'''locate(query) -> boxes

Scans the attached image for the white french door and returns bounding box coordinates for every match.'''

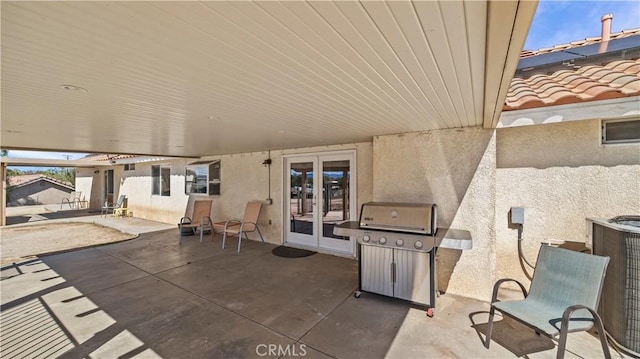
[284,151,356,256]
[103,169,114,205]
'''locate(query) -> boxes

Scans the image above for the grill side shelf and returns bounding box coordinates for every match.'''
[435,228,473,250]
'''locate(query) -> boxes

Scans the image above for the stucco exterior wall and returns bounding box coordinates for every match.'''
[7,181,74,206]
[76,162,191,223]
[69,118,637,302]
[75,168,96,207]
[495,119,640,285]
[75,143,373,246]
[118,160,191,224]
[199,142,373,245]
[372,127,497,301]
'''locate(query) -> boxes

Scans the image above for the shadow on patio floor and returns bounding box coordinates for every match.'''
[0,229,620,359]
[6,208,99,225]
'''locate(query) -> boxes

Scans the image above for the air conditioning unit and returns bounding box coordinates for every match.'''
[588,216,640,355]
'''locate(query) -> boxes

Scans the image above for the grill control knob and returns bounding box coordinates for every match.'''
[378,237,387,245]
[396,239,404,247]
[362,235,370,243]
[414,241,423,249]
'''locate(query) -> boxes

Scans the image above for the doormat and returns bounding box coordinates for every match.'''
[272,246,316,258]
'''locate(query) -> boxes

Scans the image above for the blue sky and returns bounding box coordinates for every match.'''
[6,150,86,160]
[524,0,640,50]
[4,150,87,172]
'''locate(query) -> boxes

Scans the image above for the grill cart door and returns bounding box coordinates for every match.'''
[360,245,393,297]
[393,249,433,306]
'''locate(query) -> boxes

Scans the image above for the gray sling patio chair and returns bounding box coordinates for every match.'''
[485,245,611,359]
[101,194,126,217]
[213,200,264,253]
[178,200,213,244]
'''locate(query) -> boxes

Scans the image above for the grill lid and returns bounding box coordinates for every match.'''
[359,202,437,235]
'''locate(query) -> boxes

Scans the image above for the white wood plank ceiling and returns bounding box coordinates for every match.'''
[1,1,535,157]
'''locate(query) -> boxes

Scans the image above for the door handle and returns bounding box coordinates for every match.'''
[391,262,396,283]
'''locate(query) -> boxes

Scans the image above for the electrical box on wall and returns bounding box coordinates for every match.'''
[510,207,524,225]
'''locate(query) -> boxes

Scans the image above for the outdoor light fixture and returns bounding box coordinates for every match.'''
[263,151,273,205]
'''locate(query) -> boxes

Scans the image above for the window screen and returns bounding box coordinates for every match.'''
[602,118,640,144]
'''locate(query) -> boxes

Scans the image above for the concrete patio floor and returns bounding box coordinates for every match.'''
[0,228,622,358]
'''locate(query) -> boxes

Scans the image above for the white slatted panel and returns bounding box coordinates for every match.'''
[361,245,394,297]
[0,1,525,157]
[393,249,432,305]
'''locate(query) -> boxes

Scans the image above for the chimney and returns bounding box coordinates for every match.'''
[601,14,613,41]
[598,14,613,54]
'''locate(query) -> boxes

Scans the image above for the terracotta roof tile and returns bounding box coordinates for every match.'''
[600,73,634,85]
[605,60,631,69]
[508,96,545,110]
[563,77,591,89]
[504,58,640,111]
[8,174,44,186]
[623,63,640,74]
[83,154,137,162]
[620,80,640,95]
[546,92,580,106]
[535,81,562,92]
[554,70,577,81]
[8,174,74,189]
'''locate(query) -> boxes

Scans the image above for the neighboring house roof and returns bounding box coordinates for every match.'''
[83,154,137,162]
[504,58,640,111]
[8,174,75,191]
[520,28,640,58]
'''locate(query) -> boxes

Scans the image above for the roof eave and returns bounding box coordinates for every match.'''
[483,0,538,129]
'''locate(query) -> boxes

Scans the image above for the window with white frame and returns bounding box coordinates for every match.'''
[185,160,220,195]
[602,117,640,145]
[124,163,135,171]
[152,165,171,196]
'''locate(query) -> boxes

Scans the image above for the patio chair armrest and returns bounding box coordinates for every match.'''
[241,221,258,229]
[561,304,598,327]
[199,216,213,226]
[491,278,528,303]
[224,219,241,230]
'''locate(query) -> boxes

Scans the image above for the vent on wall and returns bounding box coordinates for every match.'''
[601,117,640,145]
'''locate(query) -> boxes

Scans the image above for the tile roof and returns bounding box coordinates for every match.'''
[82,154,138,162]
[504,58,640,111]
[520,29,640,58]
[8,174,74,189]
[505,27,640,112]
[7,174,43,186]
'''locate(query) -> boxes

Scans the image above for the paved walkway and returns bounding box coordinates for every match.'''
[0,229,622,359]
[2,205,175,265]
[5,205,174,234]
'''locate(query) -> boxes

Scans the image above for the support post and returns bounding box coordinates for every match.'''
[1,162,6,226]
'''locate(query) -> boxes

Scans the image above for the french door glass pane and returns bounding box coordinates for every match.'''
[104,170,114,203]
[290,162,314,235]
[322,160,349,240]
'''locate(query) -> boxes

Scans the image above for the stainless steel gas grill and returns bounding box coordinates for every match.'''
[335,202,472,317]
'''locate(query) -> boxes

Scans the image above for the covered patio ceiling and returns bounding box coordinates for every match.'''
[1,1,536,158]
